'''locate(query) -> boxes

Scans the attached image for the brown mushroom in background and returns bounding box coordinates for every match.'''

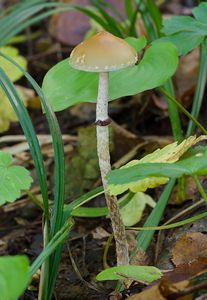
[49,0,126,46]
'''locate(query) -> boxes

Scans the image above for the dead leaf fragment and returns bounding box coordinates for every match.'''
[175,48,200,101]
[172,232,207,266]
[127,284,166,300]
[49,0,91,46]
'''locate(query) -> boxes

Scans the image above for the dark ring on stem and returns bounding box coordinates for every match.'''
[95,118,111,126]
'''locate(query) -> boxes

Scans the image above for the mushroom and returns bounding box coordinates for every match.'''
[70,31,137,265]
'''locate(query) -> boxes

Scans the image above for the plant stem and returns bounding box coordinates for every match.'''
[163,80,183,143]
[131,179,176,255]
[96,72,129,265]
[193,175,207,205]
[160,88,207,135]
[30,219,73,276]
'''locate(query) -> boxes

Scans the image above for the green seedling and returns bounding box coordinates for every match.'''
[0,151,33,205]
[160,2,207,56]
[0,256,30,300]
[96,264,162,283]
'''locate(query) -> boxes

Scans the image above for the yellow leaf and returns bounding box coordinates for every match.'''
[0,46,27,133]
[0,46,27,82]
[109,136,207,195]
[120,192,155,227]
[0,87,27,133]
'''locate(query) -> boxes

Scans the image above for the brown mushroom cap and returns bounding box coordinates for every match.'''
[70,31,137,72]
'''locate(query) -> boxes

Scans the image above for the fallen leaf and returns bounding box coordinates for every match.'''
[127,259,207,300]
[109,135,207,195]
[49,0,91,46]
[0,86,28,133]
[175,48,200,102]
[92,227,110,240]
[127,284,166,300]
[0,46,27,82]
[49,0,126,46]
[172,232,207,266]
[127,278,191,300]
[120,192,155,227]
[0,46,28,133]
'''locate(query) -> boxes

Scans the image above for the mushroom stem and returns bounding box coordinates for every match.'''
[96,72,129,266]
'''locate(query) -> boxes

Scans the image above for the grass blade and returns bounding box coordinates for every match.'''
[91,0,125,37]
[0,68,50,229]
[145,0,162,37]
[160,88,207,135]
[30,219,74,276]
[130,210,207,231]
[163,80,183,143]
[0,51,66,299]
[187,42,207,136]
[131,179,176,257]
[0,51,65,237]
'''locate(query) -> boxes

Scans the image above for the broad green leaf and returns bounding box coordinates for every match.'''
[108,149,207,195]
[160,2,207,55]
[193,2,207,25]
[0,151,33,205]
[120,192,155,226]
[0,46,27,81]
[42,42,178,111]
[0,256,30,300]
[96,265,162,282]
[163,16,207,35]
[158,32,204,56]
[108,136,207,195]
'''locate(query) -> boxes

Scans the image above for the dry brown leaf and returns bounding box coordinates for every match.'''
[91,227,110,240]
[166,258,207,282]
[127,260,207,300]
[49,0,91,46]
[175,48,200,103]
[49,0,126,46]
[172,232,207,266]
[127,279,191,300]
[128,284,166,300]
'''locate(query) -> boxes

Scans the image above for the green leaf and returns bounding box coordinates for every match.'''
[163,16,207,35]
[96,265,162,282]
[0,256,30,300]
[0,151,33,205]
[193,2,207,25]
[160,2,207,55]
[108,148,207,196]
[0,46,27,133]
[42,42,178,111]
[158,32,204,56]
[120,192,155,226]
[109,136,206,195]
[0,46,27,81]
[125,36,147,52]
[0,86,28,133]
[70,192,134,218]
